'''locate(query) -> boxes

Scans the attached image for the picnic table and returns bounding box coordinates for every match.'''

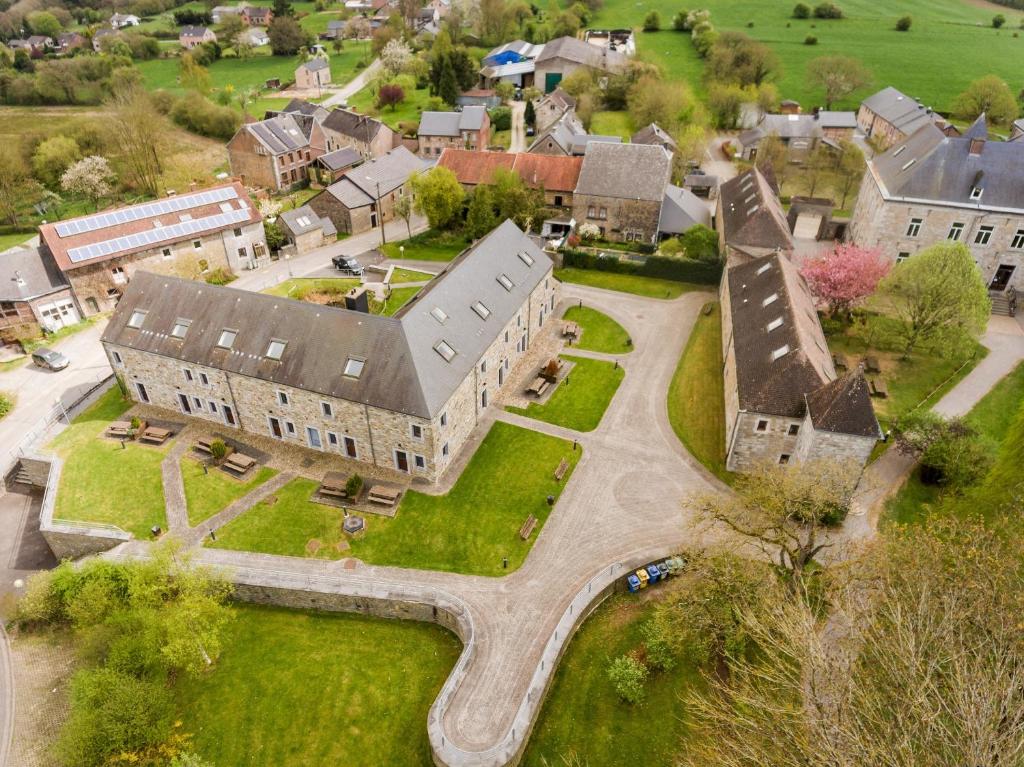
[864,355,881,374]
[526,376,550,397]
[318,471,349,499]
[368,485,401,507]
[139,426,172,445]
[222,452,255,477]
[870,378,889,399]
[563,322,579,339]
[106,420,131,438]
[195,437,232,457]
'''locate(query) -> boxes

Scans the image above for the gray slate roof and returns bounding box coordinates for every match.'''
[528,111,585,154]
[418,106,487,137]
[244,113,311,154]
[0,247,69,302]
[322,108,388,142]
[860,86,936,136]
[180,26,212,37]
[718,168,793,256]
[632,122,677,151]
[659,185,711,235]
[300,57,330,72]
[535,36,626,71]
[101,220,553,419]
[568,134,620,155]
[323,146,426,209]
[818,111,857,129]
[575,142,671,202]
[318,147,361,171]
[870,115,1024,211]
[279,205,336,237]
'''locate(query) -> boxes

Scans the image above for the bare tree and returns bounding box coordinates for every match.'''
[106,87,165,197]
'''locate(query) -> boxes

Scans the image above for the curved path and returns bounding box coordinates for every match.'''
[106,284,725,765]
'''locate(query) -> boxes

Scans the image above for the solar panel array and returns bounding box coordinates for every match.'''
[66,208,251,264]
[54,187,240,238]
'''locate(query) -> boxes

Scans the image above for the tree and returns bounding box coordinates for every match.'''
[380,38,413,76]
[377,82,405,110]
[993,13,1006,27]
[272,0,294,17]
[754,132,789,187]
[606,655,648,704]
[217,13,245,43]
[707,83,746,128]
[393,193,414,238]
[833,138,864,208]
[895,14,912,31]
[672,123,708,179]
[490,167,543,231]
[436,56,459,105]
[706,31,778,87]
[679,224,720,263]
[411,166,464,229]
[524,98,536,126]
[800,243,890,315]
[792,2,810,18]
[26,10,61,38]
[107,86,165,197]
[813,1,843,18]
[952,74,1019,125]
[690,459,859,584]
[465,185,496,239]
[478,0,511,43]
[0,146,40,227]
[268,16,309,56]
[179,53,211,93]
[673,10,689,30]
[802,142,832,197]
[61,156,115,210]
[627,75,698,131]
[806,55,870,109]
[643,10,660,30]
[33,135,81,187]
[890,411,992,489]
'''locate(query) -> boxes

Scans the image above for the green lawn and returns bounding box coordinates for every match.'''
[48,388,167,538]
[375,285,421,316]
[562,306,632,354]
[593,0,1024,113]
[590,110,634,140]
[380,229,472,262]
[507,355,624,432]
[175,603,460,767]
[211,422,582,575]
[667,302,729,481]
[263,277,361,299]
[555,268,704,299]
[523,589,703,767]
[390,267,436,283]
[348,84,435,130]
[0,231,32,252]
[181,456,277,526]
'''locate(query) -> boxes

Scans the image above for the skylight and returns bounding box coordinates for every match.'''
[497,274,514,291]
[265,339,287,360]
[901,159,916,171]
[748,205,759,215]
[472,301,491,320]
[771,344,791,361]
[970,187,983,200]
[434,340,456,362]
[344,357,365,378]
[430,307,449,324]
[518,251,535,267]
[296,216,312,227]
[170,319,191,339]
[767,317,784,331]
[756,263,771,275]
[216,329,237,349]
[127,309,147,329]
[763,293,778,306]
[893,145,906,156]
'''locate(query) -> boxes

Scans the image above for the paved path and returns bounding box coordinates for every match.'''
[183,471,295,548]
[161,440,191,534]
[322,58,381,107]
[508,101,526,153]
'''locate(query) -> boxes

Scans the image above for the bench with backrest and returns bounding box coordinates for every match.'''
[222,452,255,477]
[554,457,569,481]
[139,426,172,445]
[563,322,579,339]
[368,485,401,506]
[527,376,550,397]
[519,514,537,540]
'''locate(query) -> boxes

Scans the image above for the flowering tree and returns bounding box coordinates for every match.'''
[800,244,890,316]
[60,156,115,210]
[380,38,412,76]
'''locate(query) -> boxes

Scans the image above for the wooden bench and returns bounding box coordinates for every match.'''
[106,420,131,439]
[864,355,881,374]
[368,485,401,507]
[519,514,537,540]
[195,438,233,457]
[527,376,550,397]
[222,452,255,477]
[563,322,579,339]
[554,457,569,481]
[139,426,172,445]
[318,471,349,499]
[870,378,889,399]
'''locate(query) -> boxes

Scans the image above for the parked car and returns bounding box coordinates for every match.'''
[526,126,535,137]
[32,347,69,371]
[331,255,363,275]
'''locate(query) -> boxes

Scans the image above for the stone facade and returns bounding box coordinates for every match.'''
[570,194,661,243]
[310,183,410,235]
[850,170,1024,292]
[227,122,327,192]
[322,120,396,160]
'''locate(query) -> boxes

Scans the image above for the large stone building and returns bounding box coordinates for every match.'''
[715,168,793,263]
[295,58,331,90]
[226,112,327,191]
[857,86,956,150]
[101,220,560,483]
[850,116,1024,293]
[320,108,398,159]
[572,142,671,244]
[533,35,627,93]
[37,182,267,316]
[417,106,490,157]
[720,253,880,473]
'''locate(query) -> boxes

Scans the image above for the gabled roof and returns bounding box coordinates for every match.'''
[528,111,586,154]
[299,57,330,72]
[437,149,516,185]
[539,88,575,111]
[180,26,213,37]
[323,146,425,208]
[805,373,881,438]
[418,106,487,137]
[279,204,336,238]
[437,150,584,192]
[243,113,312,154]
[535,35,626,71]
[574,142,671,202]
[632,122,677,151]
[860,86,936,135]
[569,134,620,155]
[0,247,69,302]
[659,185,711,234]
[818,111,857,129]
[273,98,326,120]
[318,146,362,172]
[322,108,389,143]
[718,168,793,256]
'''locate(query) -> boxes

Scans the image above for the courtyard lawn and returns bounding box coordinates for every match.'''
[554,268,703,299]
[562,306,632,354]
[507,355,624,433]
[263,277,360,299]
[667,302,729,482]
[175,603,460,767]
[348,85,435,130]
[381,229,472,262]
[389,267,436,283]
[211,422,582,575]
[375,285,422,316]
[589,110,634,140]
[180,456,277,526]
[523,588,704,767]
[48,387,167,538]
[592,0,1024,114]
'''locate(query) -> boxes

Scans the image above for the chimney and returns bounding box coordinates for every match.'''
[345,287,370,313]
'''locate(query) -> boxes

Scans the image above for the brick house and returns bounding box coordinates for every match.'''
[715,168,793,263]
[416,106,490,157]
[571,142,671,243]
[240,5,273,25]
[0,247,80,341]
[295,58,331,90]
[321,108,398,159]
[179,26,216,49]
[226,112,327,191]
[857,86,957,150]
[101,220,560,483]
[721,252,880,474]
[37,182,267,317]
[309,146,425,234]
[850,115,1024,294]
[436,149,582,209]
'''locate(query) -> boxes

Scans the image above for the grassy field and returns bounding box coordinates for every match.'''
[48,388,167,538]
[181,456,277,526]
[590,110,635,139]
[210,422,581,575]
[381,229,472,262]
[562,306,632,354]
[523,587,703,767]
[0,231,33,252]
[507,355,625,432]
[555,268,704,299]
[263,277,361,299]
[348,83,435,130]
[667,302,729,481]
[175,603,460,767]
[593,0,1024,112]
[390,267,436,283]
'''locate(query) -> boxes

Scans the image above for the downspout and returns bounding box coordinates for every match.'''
[362,403,379,466]
[223,372,243,431]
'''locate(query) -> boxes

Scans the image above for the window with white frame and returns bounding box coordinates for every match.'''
[344,357,365,378]
[208,401,217,413]
[284,421,296,436]
[327,431,339,448]
[414,454,426,469]
[265,339,287,360]
[947,222,965,241]
[127,309,147,328]
[1012,229,1024,250]
[170,319,191,339]
[975,225,994,246]
[906,218,923,237]
[897,252,910,264]
[411,423,423,440]
[192,397,203,411]
[112,266,127,285]
[277,390,289,406]
[217,329,237,349]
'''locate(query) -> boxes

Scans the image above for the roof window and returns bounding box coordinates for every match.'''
[518,251,535,267]
[771,344,791,361]
[767,317,783,331]
[216,329,237,349]
[763,293,778,306]
[893,145,906,156]
[756,263,772,275]
[127,309,147,329]
[344,357,365,378]
[472,301,491,319]
[497,274,514,291]
[434,340,456,362]
[265,339,287,360]
[296,215,312,227]
[748,205,759,215]
[430,306,449,324]
[170,319,191,339]
[901,159,916,171]
[970,186,983,200]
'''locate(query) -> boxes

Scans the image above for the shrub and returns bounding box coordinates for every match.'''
[813,2,842,18]
[640,619,676,671]
[209,439,228,460]
[679,224,720,263]
[993,14,1006,28]
[169,92,242,140]
[804,34,818,44]
[659,238,684,257]
[607,654,649,703]
[0,393,11,420]
[578,222,600,241]
[376,82,405,110]
[345,473,364,498]
[129,416,141,431]
[792,2,810,18]
[560,249,723,284]
[643,10,661,30]
[673,10,689,30]
[489,105,512,131]
[895,15,912,31]
[920,433,993,489]
[205,268,235,286]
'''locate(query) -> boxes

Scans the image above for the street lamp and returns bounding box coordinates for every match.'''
[367,175,385,246]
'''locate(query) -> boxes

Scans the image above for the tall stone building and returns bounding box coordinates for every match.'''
[850,115,1024,293]
[101,220,560,483]
[720,253,880,473]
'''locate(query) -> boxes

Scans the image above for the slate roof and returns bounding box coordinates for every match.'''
[322,146,425,209]
[418,106,487,137]
[540,88,575,111]
[818,111,857,129]
[860,86,936,136]
[659,185,711,235]
[0,247,69,302]
[528,111,586,154]
[322,108,389,143]
[299,57,330,72]
[574,142,671,202]
[279,204,336,237]
[102,220,553,419]
[180,26,212,38]
[244,113,311,154]
[869,115,1024,211]
[437,149,583,192]
[274,98,325,120]
[718,168,793,257]
[739,114,823,146]
[632,122,677,151]
[726,252,876,440]
[318,147,361,172]
[569,134,620,155]
[535,36,626,71]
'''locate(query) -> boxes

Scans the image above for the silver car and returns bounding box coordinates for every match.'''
[31,347,70,371]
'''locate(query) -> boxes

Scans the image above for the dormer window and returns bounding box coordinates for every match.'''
[970,186,983,201]
[518,251,535,267]
[430,306,448,324]
[216,329,237,349]
[344,357,365,378]
[748,205,759,215]
[497,274,514,291]
[265,339,287,360]
[763,293,778,307]
[767,317,783,332]
[471,301,491,319]
[771,345,791,361]
[434,340,456,362]
[170,319,191,339]
[127,309,147,329]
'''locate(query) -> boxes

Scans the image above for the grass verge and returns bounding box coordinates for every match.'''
[563,306,632,354]
[554,268,703,299]
[380,229,471,262]
[507,355,624,432]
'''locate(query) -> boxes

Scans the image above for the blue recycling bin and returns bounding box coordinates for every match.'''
[626,573,641,593]
[646,564,661,584]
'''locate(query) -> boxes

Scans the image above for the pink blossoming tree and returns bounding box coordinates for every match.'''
[800,244,891,316]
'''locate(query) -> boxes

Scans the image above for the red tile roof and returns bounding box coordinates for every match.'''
[437,149,515,186]
[437,149,582,193]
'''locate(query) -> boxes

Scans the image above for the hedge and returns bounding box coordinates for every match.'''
[561,249,722,285]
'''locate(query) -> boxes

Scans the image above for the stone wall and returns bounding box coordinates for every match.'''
[227,130,279,190]
[42,527,128,560]
[726,410,804,471]
[796,422,876,468]
[570,194,661,244]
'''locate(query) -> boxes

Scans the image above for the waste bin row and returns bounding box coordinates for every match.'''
[625,556,686,592]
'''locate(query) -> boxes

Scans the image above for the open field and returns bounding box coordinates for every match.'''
[593,0,1024,112]
[175,603,460,767]
[507,355,625,432]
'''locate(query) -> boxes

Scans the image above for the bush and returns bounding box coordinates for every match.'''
[640,618,676,671]
[643,10,661,30]
[920,433,993,489]
[129,416,141,431]
[578,222,600,241]
[0,393,12,420]
[209,439,228,460]
[205,268,235,285]
[560,249,723,285]
[804,34,818,44]
[679,224,721,263]
[345,473,364,498]
[792,2,810,18]
[993,14,1006,28]
[173,8,212,25]
[673,10,689,30]
[169,92,242,140]
[813,2,843,18]
[895,15,912,31]
[607,654,649,704]
[489,105,512,131]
